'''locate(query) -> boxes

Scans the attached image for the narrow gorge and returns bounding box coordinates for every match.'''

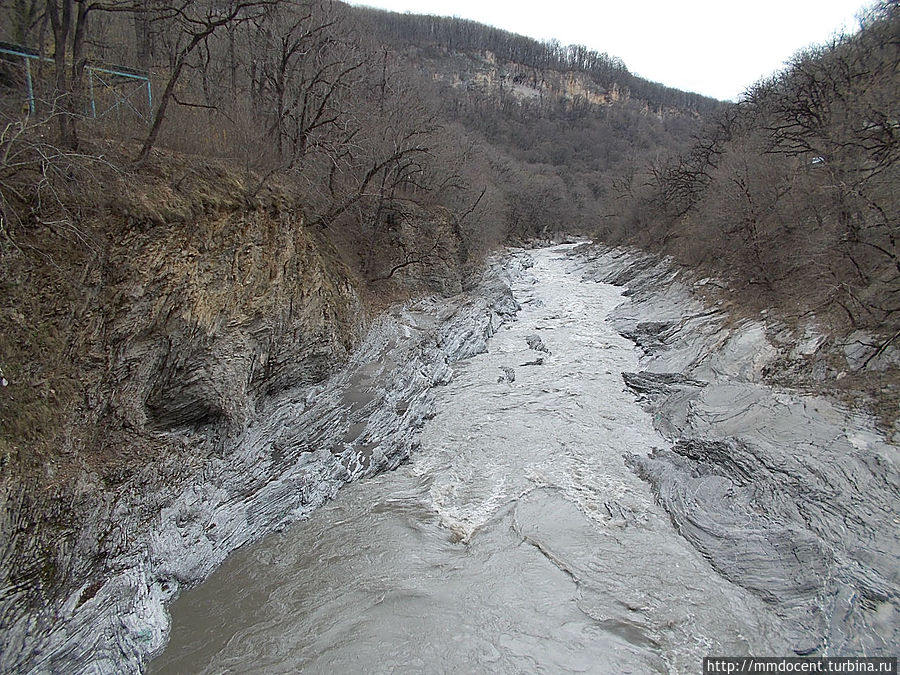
[3,233,898,673]
[2,1,897,672]
[148,244,898,673]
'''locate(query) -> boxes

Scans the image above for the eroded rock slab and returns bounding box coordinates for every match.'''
[578,244,899,657]
[0,258,523,675]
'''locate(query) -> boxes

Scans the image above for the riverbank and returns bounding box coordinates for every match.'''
[0,243,521,673]
[580,244,899,655]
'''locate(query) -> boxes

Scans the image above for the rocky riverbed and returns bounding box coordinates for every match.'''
[4,244,897,673]
[583,245,899,656]
[150,244,898,673]
[1,256,521,674]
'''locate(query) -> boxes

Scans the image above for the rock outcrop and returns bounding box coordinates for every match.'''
[0,160,522,674]
[579,244,899,657]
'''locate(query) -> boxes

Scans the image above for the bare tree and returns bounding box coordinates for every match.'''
[8,0,43,44]
[249,1,364,165]
[44,0,94,148]
[135,0,274,164]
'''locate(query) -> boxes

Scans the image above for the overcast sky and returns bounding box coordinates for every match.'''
[346,0,871,100]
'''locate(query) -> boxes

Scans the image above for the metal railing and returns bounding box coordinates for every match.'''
[0,40,151,121]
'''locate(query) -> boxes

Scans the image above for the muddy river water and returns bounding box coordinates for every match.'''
[150,245,894,673]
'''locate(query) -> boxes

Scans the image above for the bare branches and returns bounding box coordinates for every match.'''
[0,111,117,265]
[610,1,900,335]
[134,0,276,164]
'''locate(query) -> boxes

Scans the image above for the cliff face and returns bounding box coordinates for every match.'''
[2,159,363,478]
[0,155,492,672]
[108,185,361,435]
[421,49,625,109]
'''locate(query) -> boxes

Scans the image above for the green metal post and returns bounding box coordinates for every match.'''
[24,56,35,115]
[88,68,97,118]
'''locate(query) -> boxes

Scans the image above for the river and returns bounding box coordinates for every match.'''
[149,245,813,673]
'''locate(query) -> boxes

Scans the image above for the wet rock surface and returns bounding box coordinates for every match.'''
[525,334,550,353]
[622,370,707,404]
[620,321,677,355]
[581,244,899,657]
[0,255,522,674]
[154,245,794,674]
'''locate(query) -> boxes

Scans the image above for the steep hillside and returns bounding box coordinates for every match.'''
[0,141,488,671]
[0,151,357,638]
[349,5,720,241]
[604,0,900,427]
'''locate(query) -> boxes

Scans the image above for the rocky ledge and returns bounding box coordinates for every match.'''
[0,256,523,674]
[577,244,899,656]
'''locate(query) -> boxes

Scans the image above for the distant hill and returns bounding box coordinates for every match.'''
[351,7,721,114]
[345,4,721,241]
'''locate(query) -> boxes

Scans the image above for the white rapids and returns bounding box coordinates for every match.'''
[151,245,791,674]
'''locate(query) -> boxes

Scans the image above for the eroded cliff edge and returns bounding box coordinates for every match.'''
[0,157,515,673]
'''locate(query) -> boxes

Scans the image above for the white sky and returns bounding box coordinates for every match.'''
[346,0,871,100]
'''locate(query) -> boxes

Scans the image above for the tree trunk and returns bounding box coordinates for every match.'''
[136,57,187,165]
[47,0,77,148]
[134,2,153,70]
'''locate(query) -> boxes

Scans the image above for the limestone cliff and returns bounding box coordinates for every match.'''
[424,49,625,109]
